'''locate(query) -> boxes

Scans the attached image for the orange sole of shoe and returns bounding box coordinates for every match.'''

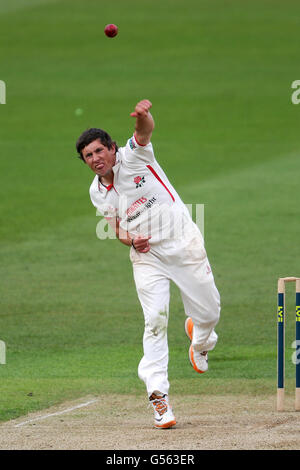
[189,344,206,374]
[155,420,177,429]
[185,317,193,341]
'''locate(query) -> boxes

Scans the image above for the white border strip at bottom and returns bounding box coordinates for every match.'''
[15,399,98,427]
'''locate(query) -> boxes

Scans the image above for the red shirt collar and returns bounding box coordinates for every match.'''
[98,178,114,192]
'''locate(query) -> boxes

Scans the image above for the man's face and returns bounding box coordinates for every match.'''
[82,139,116,177]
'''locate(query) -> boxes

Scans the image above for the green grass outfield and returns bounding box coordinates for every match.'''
[0,0,300,422]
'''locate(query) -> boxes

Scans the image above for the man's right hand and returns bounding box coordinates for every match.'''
[132,235,151,253]
[130,99,154,146]
[130,99,152,119]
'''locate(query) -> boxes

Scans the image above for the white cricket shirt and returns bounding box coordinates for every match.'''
[89,134,195,244]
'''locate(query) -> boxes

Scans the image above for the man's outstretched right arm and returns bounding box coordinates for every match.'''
[130,99,154,146]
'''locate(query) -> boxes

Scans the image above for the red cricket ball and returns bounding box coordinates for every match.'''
[104,24,118,38]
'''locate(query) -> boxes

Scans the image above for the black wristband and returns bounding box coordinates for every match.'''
[132,238,136,250]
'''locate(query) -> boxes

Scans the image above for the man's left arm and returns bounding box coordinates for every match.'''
[106,216,151,253]
[130,99,154,146]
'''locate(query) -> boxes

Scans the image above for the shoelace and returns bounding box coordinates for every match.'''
[150,396,168,416]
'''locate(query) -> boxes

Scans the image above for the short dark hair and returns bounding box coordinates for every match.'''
[76,128,118,162]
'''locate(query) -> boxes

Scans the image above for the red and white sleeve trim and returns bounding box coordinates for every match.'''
[133,132,147,147]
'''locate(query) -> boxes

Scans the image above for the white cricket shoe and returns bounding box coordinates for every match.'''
[185,317,208,373]
[149,393,176,429]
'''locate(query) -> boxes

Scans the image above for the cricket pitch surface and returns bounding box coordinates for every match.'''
[0,394,299,450]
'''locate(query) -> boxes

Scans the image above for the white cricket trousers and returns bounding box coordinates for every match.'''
[130,225,221,397]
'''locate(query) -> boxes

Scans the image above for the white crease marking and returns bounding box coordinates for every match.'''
[14,399,98,427]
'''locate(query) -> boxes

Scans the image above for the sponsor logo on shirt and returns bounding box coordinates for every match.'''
[126,196,157,222]
[134,175,146,188]
[126,197,148,217]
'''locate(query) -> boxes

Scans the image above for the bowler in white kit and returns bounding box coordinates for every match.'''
[76,99,221,429]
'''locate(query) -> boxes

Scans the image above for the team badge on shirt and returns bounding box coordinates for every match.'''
[134,176,146,188]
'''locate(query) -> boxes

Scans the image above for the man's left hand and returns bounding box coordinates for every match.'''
[132,235,151,253]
